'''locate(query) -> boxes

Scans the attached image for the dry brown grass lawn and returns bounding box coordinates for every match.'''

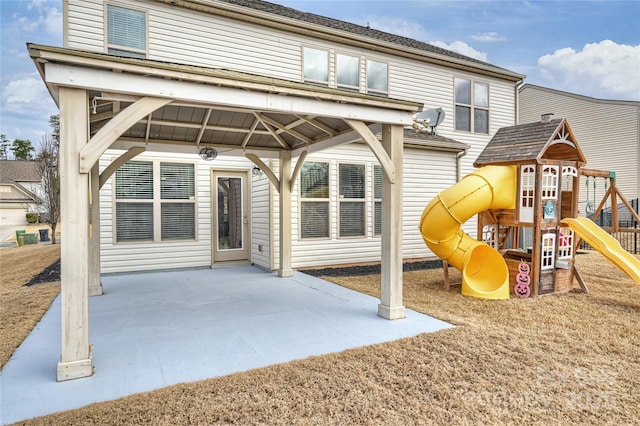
[5,249,640,425]
[0,244,60,368]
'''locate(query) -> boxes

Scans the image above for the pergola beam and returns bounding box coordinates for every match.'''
[345,119,395,184]
[79,96,172,173]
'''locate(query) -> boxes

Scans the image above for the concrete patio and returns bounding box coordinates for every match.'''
[1,265,452,424]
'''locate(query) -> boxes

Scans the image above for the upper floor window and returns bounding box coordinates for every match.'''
[300,161,330,239]
[336,53,359,91]
[454,78,489,133]
[303,47,329,85]
[301,48,388,96]
[115,160,195,243]
[107,4,147,59]
[367,60,388,96]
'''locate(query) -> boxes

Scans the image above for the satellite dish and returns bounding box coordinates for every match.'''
[199,147,218,161]
[413,108,445,135]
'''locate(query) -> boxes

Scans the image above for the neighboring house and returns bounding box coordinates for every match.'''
[0,160,43,226]
[31,0,526,379]
[519,84,640,209]
[57,0,523,274]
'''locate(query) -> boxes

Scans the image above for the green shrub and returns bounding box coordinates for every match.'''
[26,212,39,224]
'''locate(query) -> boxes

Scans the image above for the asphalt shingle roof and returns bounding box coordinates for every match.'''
[0,160,42,184]
[221,0,518,76]
[474,118,565,165]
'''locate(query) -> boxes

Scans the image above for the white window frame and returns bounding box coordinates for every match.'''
[558,227,574,259]
[454,77,489,134]
[519,165,535,223]
[302,46,329,86]
[336,52,361,92]
[541,233,556,270]
[338,162,367,238]
[113,159,197,244]
[541,165,559,200]
[373,165,382,236]
[105,2,148,59]
[299,161,331,240]
[482,225,498,249]
[366,59,389,97]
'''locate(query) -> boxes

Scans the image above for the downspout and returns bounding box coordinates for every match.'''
[515,78,525,125]
[456,146,469,183]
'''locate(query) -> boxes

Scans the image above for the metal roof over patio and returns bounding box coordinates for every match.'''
[28,44,423,382]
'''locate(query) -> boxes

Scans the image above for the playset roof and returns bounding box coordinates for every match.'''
[474,118,586,167]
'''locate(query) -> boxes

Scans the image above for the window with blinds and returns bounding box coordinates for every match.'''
[374,165,382,236]
[300,162,329,239]
[339,163,366,237]
[115,160,195,243]
[107,4,147,59]
[115,161,153,242]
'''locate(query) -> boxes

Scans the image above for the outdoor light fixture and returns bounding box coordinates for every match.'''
[252,165,262,176]
[199,147,217,161]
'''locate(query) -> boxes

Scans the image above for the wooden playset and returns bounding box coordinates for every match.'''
[470,115,639,297]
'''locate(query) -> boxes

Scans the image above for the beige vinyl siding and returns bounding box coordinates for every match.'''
[267,142,459,269]
[250,171,271,270]
[519,85,640,203]
[99,150,255,273]
[66,0,104,50]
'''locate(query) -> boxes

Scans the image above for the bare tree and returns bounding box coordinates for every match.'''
[37,132,60,244]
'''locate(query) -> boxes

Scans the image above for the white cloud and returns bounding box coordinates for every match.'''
[3,77,48,105]
[360,16,488,63]
[538,40,640,100]
[471,32,506,42]
[13,1,62,37]
[429,40,488,62]
[365,17,429,41]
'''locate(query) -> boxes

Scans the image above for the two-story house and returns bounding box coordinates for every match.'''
[30,0,523,380]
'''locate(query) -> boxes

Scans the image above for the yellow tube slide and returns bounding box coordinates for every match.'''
[419,166,517,299]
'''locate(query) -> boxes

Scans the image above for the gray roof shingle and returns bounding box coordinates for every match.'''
[220,0,519,77]
[0,160,43,184]
[474,119,566,165]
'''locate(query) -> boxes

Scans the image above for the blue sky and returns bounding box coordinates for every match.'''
[1,0,639,149]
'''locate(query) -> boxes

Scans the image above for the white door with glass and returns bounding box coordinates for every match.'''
[213,171,250,263]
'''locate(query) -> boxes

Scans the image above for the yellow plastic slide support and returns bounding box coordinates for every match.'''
[561,217,640,284]
[419,166,517,299]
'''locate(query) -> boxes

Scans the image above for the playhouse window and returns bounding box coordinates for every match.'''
[115,160,196,243]
[106,3,147,59]
[541,233,556,270]
[521,166,535,208]
[562,166,577,191]
[338,163,366,237]
[541,166,558,200]
[300,161,330,239]
[482,225,498,249]
[558,227,574,259]
[454,78,489,134]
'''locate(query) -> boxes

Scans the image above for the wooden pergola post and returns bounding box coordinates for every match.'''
[378,124,405,319]
[89,163,103,296]
[278,150,293,277]
[57,86,93,381]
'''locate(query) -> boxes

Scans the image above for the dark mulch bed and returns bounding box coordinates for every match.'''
[25,259,61,286]
[300,259,443,277]
[22,258,445,284]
